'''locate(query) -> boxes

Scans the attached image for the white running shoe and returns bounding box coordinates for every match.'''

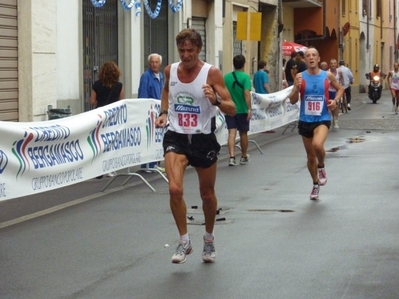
[228,157,237,166]
[333,120,339,129]
[171,240,193,264]
[202,236,216,263]
[310,184,320,200]
[318,167,327,186]
[239,154,250,165]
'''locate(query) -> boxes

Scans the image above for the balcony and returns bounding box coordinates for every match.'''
[282,0,322,8]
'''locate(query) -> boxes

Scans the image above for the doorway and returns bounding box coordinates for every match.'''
[82,0,119,111]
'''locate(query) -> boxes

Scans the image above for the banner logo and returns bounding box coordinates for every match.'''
[0,150,9,174]
[87,116,103,161]
[11,131,34,177]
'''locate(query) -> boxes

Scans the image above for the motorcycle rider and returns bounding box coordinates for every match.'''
[367,64,386,100]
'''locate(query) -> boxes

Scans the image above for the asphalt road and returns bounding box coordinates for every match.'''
[1,89,398,299]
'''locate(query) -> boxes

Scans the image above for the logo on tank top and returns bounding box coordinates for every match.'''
[177,95,194,104]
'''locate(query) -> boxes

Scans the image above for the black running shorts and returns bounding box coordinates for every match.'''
[163,130,221,168]
[298,121,331,138]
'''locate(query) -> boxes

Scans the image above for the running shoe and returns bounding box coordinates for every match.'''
[318,167,327,186]
[154,165,166,173]
[392,105,396,112]
[229,157,237,166]
[347,103,351,110]
[239,154,250,165]
[171,240,193,264]
[202,236,216,263]
[310,184,320,200]
[395,107,398,114]
[333,120,339,129]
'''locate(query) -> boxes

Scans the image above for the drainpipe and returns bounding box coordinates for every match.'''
[295,0,326,43]
[366,0,370,50]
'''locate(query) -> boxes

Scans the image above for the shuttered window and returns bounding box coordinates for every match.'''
[191,17,206,62]
[0,0,18,121]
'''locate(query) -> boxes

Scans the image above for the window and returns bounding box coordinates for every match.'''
[342,0,346,16]
[376,0,382,18]
[233,21,243,56]
[362,0,370,17]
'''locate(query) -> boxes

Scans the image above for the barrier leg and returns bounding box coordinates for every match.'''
[137,167,169,183]
[101,172,156,192]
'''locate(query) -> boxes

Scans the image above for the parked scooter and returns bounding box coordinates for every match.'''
[365,64,386,104]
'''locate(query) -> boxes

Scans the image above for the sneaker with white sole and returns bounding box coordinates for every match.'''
[154,165,165,173]
[395,107,398,114]
[239,154,250,165]
[392,105,396,112]
[171,240,193,264]
[229,157,237,166]
[202,236,216,263]
[310,184,320,200]
[318,167,327,186]
[333,120,339,129]
[347,103,351,110]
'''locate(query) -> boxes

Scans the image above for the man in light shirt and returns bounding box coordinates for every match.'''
[339,60,354,110]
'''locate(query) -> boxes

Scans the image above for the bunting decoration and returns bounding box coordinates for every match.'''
[144,0,162,19]
[169,0,183,13]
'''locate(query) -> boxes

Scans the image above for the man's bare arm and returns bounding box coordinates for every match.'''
[207,67,236,116]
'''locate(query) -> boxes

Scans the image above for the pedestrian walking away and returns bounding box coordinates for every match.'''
[339,60,354,110]
[224,55,252,166]
[90,61,124,178]
[387,62,399,114]
[328,59,344,129]
[288,47,344,200]
[138,53,165,172]
[155,28,236,264]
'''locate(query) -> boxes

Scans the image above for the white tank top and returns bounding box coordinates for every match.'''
[168,62,217,134]
[390,70,399,90]
[328,69,341,92]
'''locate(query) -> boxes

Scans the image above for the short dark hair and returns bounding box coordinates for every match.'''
[258,60,267,70]
[339,60,345,66]
[233,54,246,69]
[291,51,297,59]
[297,51,305,58]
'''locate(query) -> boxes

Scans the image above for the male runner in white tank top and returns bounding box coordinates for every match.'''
[387,62,399,114]
[155,28,236,264]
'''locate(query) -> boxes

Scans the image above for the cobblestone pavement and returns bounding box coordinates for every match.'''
[339,89,399,130]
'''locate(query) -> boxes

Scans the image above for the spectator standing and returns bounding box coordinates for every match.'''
[285,52,297,86]
[155,28,236,264]
[224,55,252,166]
[339,60,354,110]
[90,61,125,178]
[138,53,165,172]
[253,60,271,94]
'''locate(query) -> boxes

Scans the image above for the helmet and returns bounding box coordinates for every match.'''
[373,64,380,70]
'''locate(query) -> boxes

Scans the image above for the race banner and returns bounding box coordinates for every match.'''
[0,87,298,201]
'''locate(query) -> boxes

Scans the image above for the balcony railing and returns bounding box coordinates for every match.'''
[282,0,322,8]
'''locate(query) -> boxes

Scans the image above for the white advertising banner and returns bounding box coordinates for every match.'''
[0,87,298,201]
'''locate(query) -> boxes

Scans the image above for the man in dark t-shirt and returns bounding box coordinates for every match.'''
[284,51,297,86]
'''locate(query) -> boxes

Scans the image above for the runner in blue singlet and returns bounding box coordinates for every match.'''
[288,47,344,200]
